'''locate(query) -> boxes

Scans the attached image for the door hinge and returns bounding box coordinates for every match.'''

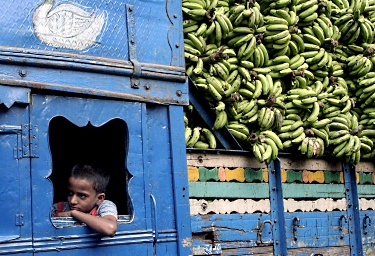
[15,214,24,226]
[21,124,38,158]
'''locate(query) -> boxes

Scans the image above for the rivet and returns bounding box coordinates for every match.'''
[19,69,27,77]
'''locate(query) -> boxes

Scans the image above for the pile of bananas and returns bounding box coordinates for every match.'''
[183,0,375,165]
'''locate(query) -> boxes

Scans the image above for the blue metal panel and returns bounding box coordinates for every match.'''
[144,104,192,254]
[147,105,177,231]
[268,158,287,256]
[0,0,187,105]
[29,94,153,254]
[168,105,193,255]
[343,164,364,255]
[191,214,274,254]
[0,0,184,67]
[0,102,33,255]
[361,210,375,254]
[285,212,351,248]
[0,85,30,109]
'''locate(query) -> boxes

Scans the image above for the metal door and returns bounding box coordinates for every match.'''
[0,85,32,255]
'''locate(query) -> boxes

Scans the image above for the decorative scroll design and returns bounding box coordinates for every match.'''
[188,166,375,184]
[189,198,375,215]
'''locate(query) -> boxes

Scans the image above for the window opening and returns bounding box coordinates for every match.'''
[48,116,132,227]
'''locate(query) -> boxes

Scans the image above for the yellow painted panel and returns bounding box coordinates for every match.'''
[225,167,245,182]
[188,166,199,182]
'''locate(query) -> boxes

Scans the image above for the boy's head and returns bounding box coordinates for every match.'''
[67,164,110,213]
[70,163,110,194]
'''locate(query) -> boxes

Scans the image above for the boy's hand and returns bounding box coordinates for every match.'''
[56,211,73,217]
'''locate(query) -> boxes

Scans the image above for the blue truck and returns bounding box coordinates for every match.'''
[0,0,375,255]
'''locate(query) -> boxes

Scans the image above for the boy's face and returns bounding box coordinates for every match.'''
[67,177,105,213]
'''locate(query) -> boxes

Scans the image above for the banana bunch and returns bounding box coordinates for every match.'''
[237,99,260,125]
[295,0,320,26]
[212,106,228,130]
[227,121,250,140]
[242,42,269,68]
[299,136,325,158]
[359,129,375,158]
[285,87,322,123]
[329,60,345,77]
[328,113,362,164]
[263,16,292,57]
[316,14,341,44]
[228,2,264,29]
[332,0,375,45]
[355,72,375,108]
[266,55,293,78]
[345,54,373,77]
[257,106,284,130]
[277,115,306,149]
[184,105,218,149]
[304,47,333,79]
[251,130,284,164]
[185,126,218,149]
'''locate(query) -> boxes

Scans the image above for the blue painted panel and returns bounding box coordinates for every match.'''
[361,210,375,254]
[168,105,193,256]
[29,94,152,253]
[0,103,33,254]
[146,105,177,231]
[0,0,184,67]
[33,242,153,256]
[191,214,273,246]
[0,85,30,109]
[284,212,350,249]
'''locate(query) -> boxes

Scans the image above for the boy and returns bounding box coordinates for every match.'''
[51,163,118,236]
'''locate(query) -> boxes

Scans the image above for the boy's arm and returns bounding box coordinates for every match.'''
[59,210,117,236]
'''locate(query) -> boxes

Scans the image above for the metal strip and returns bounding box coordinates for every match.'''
[150,194,159,244]
[29,124,38,158]
[343,163,363,255]
[0,47,186,83]
[268,158,287,256]
[126,4,141,89]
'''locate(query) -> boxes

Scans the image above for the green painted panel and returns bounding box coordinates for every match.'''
[188,182,269,198]
[324,171,341,184]
[286,169,303,183]
[188,182,375,199]
[198,167,219,182]
[283,184,345,198]
[244,168,264,182]
[359,172,373,184]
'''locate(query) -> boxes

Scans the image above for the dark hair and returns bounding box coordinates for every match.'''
[70,163,110,193]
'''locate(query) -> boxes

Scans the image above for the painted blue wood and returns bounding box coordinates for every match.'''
[0,102,33,255]
[0,85,30,109]
[284,211,351,248]
[343,164,364,255]
[190,212,355,255]
[268,158,288,256]
[360,210,375,254]
[0,0,183,67]
[0,0,187,105]
[168,105,193,256]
